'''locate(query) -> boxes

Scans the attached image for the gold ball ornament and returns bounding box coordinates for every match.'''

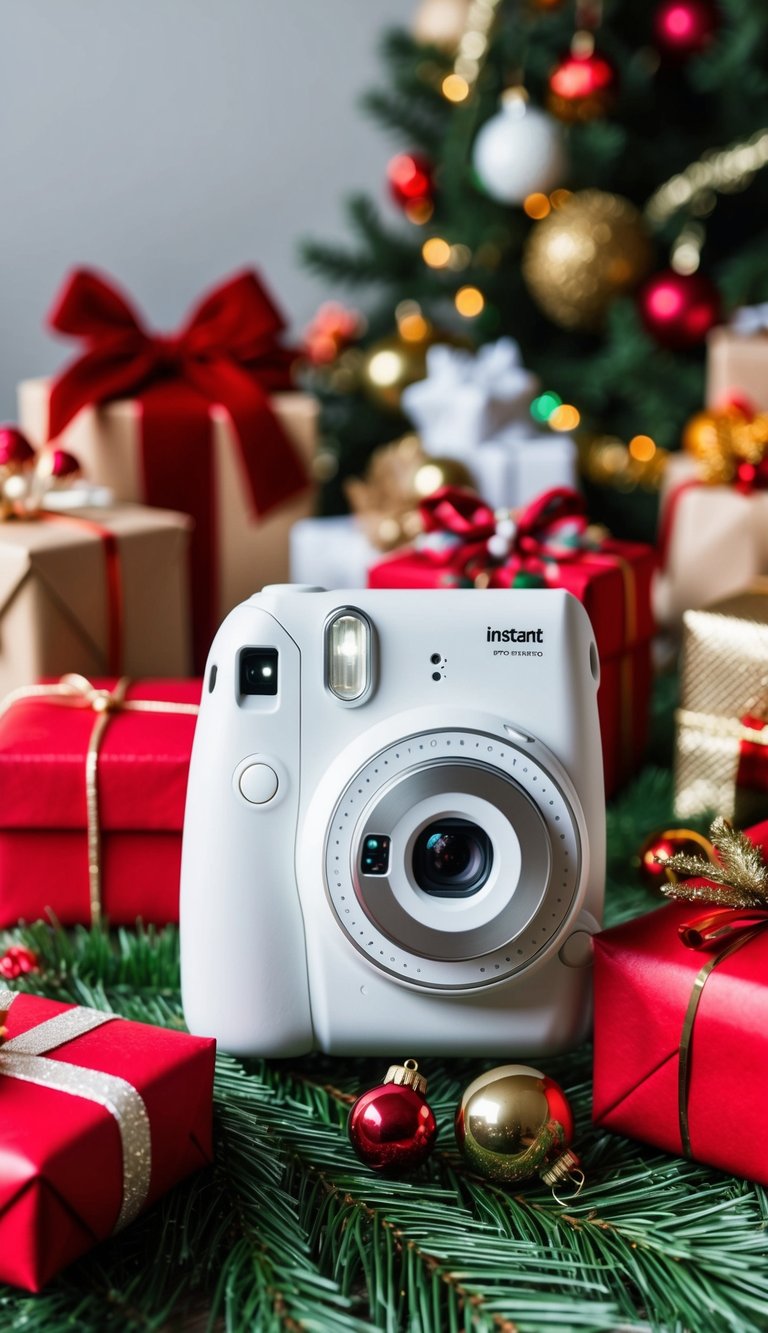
[413,456,476,496]
[682,410,733,483]
[455,1064,583,1191]
[522,190,654,331]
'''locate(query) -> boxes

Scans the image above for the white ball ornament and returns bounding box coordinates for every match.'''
[472,92,566,205]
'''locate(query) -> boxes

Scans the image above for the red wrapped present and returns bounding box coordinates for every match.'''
[593,818,768,1183]
[0,675,200,927]
[0,988,214,1291]
[369,486,655,796]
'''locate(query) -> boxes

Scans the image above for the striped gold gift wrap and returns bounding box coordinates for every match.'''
[674,585,768,823]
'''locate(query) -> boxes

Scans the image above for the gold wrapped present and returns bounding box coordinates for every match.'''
[674,585,768,823]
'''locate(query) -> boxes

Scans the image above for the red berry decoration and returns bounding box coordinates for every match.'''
[654,0,719,59]
[348,1059,437,1174]
[638,269,722,350]
[547,38,617,122]
[0,426,35,470]
[0,945,40,980]
[636,828,716,892]
[387,152,435,212]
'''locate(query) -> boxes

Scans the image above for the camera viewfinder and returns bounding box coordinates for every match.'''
[240,648,279,697]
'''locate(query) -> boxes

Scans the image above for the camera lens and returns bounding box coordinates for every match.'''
[239,648,278,697]
[413,819,492,897]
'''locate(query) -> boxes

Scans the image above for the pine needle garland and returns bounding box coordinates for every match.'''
[661,816,768,908]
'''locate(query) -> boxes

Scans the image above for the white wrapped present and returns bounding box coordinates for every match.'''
[401,338,577,509]
[290,515,378,590]
[654,452,768,628]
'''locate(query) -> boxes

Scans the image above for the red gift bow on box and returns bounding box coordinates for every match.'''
[418,485,591,586]
[45,268,309,668]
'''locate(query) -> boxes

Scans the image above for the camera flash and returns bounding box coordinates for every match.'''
[326,610,372,702]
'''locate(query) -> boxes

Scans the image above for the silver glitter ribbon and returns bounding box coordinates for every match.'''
[0,990,152,1229]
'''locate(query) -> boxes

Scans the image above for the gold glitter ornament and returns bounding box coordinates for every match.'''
[345,435,476,551]
[522,190,653,330]
[455,1064,584,1196]
[361,332,436,412]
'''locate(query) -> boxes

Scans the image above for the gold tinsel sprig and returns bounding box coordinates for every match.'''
[660,817,768,909]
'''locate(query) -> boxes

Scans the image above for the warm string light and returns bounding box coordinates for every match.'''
[523,188,573,219]
[646,128,768,224]
[441,0,501,102]
[529,392,580,431]
[454,286,485,317]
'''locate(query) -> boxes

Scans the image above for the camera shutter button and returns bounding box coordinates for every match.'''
[239,763,279,805]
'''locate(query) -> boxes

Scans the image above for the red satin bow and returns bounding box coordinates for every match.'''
[418,485,589,586]
[46,268,309,667]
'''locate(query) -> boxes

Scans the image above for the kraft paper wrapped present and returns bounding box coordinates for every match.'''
[290,514,379,589]
[674,587,768,823]
[593,819,768,1184]
[0,989,214,1291]
[654,452,768,628]
[707,311,768,411]
[401,339,577,510]
[0,504,191,698]
[0,675,201,926]
[19,268,318,669]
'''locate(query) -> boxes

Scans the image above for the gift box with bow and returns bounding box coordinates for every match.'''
[401,339,577,510]
[369,486,655,796]
[655,429,768,628]
[18,269,318,669]
[0,988,214,1290]
[0,675,200,927]
[593,818,768,1185]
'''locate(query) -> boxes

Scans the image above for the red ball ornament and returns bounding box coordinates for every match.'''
[636,828,716,891]
[638,269,722,350]
[387,152,435,210]
[48,448,81,480]
[0,945,40,980]
[654,0,719,58]
[0,426,35,469]
[547,43,617,122]
[348,1059,437,1174]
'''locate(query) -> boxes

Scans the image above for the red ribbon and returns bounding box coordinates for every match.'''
[45,268,309,668]
[418,485,590,586]
[678,905,768,951]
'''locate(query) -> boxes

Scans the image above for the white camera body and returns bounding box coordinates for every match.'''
[180,586,604,1057]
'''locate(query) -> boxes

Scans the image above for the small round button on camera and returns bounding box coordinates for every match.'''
[238,763,279,805]
[558,931,593,968]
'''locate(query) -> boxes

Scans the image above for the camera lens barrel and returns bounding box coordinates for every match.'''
[413,819,492,897]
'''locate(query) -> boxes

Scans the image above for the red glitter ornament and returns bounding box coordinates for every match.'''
[387,152,435,210]
[654,0,719,58]
[0,945,40,980]
[348,1059,437,1174]
[547,41,617,122]
[638,269,722,350]
[48,448,81,480]
[0,426,35,470]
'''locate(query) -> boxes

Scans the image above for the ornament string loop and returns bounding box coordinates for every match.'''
[0,675,199,926]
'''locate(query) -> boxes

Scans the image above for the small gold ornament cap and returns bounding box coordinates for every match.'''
[540,1148,585,1203]
[384,1058,427,1095]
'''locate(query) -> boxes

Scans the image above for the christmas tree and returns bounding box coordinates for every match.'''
[302,0,768,537]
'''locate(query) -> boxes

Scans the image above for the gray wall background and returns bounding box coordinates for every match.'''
[0,0,415,417]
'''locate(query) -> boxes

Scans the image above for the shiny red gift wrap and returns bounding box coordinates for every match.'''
[593,820,768,1181]
[0,992,215,1291]
[368,489,655,796]
[0,678,201,926]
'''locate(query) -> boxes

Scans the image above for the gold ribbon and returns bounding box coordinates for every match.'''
[0,674,199,926]
[0,989,151,1229]
[676,912,768,1156]
[675,708,768,746]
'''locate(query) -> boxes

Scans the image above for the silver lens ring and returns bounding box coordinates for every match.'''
[324,728,582,991]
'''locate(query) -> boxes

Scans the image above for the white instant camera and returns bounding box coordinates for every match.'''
[180,586,604,1057]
